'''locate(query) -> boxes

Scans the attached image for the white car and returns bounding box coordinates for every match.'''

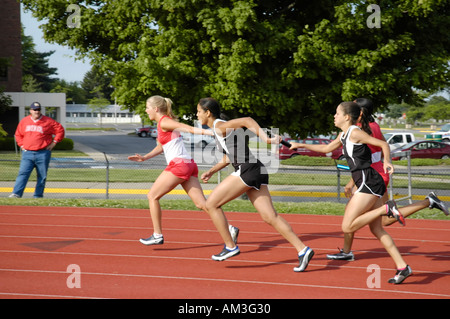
[383,132,415,150]
[181,125,215,149]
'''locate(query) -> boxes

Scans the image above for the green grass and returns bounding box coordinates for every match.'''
[0,198,446,220]
[0,197,346,215]
[0,150,448,220]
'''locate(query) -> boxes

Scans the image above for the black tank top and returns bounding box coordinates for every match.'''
[340,125,372,172]
[213,119,257,170]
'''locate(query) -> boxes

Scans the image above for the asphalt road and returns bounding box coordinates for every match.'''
[67,129,157,161]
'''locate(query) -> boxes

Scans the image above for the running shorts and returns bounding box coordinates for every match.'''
[164,158,198,181]
[231,161,269,190]
[352,167,386,198]
[371,161,390,187]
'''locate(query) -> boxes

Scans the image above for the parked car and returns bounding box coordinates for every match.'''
[181,125,215,149]
[430,123,450,142]
[383,132,415,150]
[135,126,157,138]
[391,140,450,160]
[277,137,344,160]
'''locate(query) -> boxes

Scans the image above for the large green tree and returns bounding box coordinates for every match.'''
[22,26,58,92]
[22,0,449,136]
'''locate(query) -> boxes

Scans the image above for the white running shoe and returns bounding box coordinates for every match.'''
[293,247,314,272]
[426,192,449,216]
[212,245,240,261]
[229,225,240,244]
[139,234,164,245]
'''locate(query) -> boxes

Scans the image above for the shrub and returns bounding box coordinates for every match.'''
[0,137,73,150]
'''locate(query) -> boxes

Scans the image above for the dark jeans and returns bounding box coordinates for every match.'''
[12,149,51,198]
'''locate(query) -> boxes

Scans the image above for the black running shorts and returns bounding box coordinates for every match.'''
[231,161,269,190]
[352,167,386,197]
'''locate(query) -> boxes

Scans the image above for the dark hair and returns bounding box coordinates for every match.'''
[198,97,228,120]
[340,101,372,135]
[355,98,375,123]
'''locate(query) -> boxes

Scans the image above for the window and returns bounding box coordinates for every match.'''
[391,135,403,144]
[0,57,8,81]
[0,65,7,81]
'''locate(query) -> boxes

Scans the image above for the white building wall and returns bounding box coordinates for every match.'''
[65,104,141,124]
[6,92,66,127]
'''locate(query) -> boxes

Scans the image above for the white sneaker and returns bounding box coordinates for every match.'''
[293,247,314,272]
[212,245,240,261]
[139,234,164,245]
[229,225,239,244]
[426,192,449,216]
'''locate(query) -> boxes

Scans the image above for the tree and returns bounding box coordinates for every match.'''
[423,96,450,121]
[87,97,110,128]
[22,0,450,136]
[51,79,88,104]
[22,25,58,92]
[0,86,12,115]
[81,65,114,103]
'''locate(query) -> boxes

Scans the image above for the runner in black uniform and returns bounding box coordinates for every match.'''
[290,102,408,283]
[290,101,448,283]
[197,97,314,272]
[213,119,268,190]
[340,125,387,197]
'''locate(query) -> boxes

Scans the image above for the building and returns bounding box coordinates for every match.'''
[1,0,66,135]
[1,0,23,136]
[66,104,141,124]
[0,0,22,92]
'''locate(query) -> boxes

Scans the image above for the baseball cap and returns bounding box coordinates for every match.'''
[30,102,41,109]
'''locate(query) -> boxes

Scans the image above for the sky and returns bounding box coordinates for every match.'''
[20,4,91,83]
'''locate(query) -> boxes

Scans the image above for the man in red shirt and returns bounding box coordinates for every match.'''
[9,102,65,198]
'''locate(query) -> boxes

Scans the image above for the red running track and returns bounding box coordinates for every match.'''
[0,205,449,299]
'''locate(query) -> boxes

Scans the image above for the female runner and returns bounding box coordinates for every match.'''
[328,98,448,262]
[291,101,448,283]
[128,96,239,245]
[197,97,314,272]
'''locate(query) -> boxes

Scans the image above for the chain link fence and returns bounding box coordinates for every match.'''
[1,151,449,203]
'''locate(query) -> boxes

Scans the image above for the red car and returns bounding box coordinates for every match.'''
[277,137,344,160]
[391,140,450,160]
[135,126,157,138]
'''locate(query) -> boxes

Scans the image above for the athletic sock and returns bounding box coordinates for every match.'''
[153,233,163,238]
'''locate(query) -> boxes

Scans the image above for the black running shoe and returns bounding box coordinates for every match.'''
[388,265,412,284]
[426,192,449,216]
[293,247,314,272]
[327,249,355,261]
[386,200,406,226]
[212,245,240,261]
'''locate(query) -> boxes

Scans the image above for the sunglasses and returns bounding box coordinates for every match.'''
[31,109,41,111]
